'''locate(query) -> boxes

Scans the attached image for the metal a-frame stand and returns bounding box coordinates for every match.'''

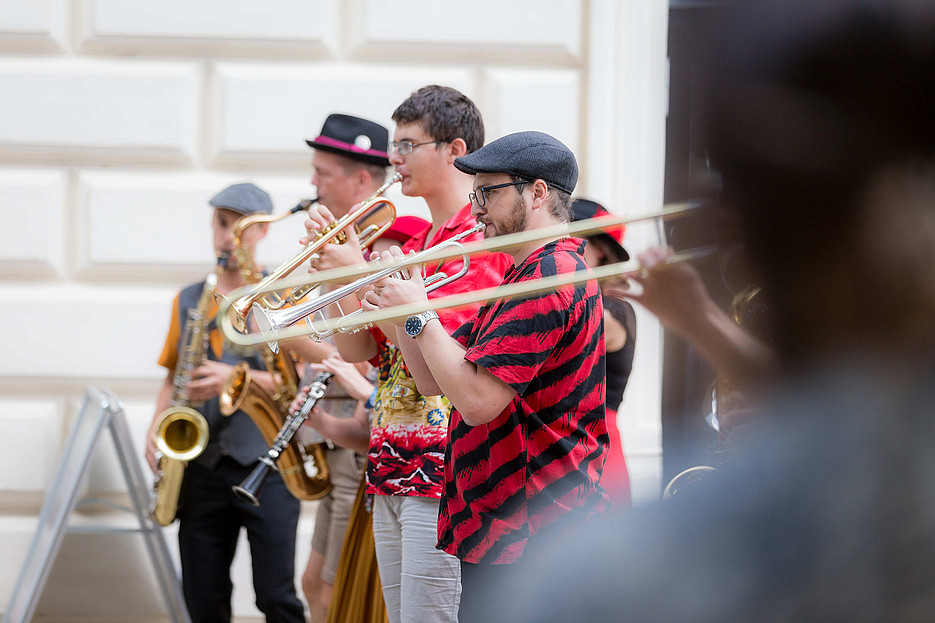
[2,386,190,623]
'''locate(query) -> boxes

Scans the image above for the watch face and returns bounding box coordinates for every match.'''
[405,315,421,336]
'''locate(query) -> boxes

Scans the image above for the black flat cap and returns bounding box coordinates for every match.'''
[454,131,578,194]
[306,113,391,167]
[209,182,273,215]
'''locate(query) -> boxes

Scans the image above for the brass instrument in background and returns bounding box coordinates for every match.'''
[218,208,332,502]
[149,257,223,526]
[662,285,765,500]
[216,203,713,349]
[219,173,401,333]
[221,363,332,501]
[232,371,334,506]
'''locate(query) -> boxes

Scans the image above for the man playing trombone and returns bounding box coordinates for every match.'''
[364,131,609,623]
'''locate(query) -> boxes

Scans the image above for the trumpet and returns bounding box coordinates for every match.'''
[233,371,334,506]
[254,222,485,353]
[221,173,401,332]
[217,202,712,347]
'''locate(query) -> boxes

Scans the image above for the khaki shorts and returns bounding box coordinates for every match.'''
[310,446,367,583]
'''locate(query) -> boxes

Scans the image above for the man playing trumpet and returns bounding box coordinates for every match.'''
[364,131,609,623]
[304,85,511,623]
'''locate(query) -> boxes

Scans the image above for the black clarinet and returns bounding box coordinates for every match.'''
[232,371,334,506]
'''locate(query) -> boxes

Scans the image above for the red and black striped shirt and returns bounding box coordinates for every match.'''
[437,238,609,564]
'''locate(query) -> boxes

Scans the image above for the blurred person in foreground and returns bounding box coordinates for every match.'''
[500,1,935,621]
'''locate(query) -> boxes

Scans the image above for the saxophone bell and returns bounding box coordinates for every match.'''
[150,406,210,525]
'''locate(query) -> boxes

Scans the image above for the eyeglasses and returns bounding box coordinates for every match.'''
[389,140,444,156]
[468,181,528,208]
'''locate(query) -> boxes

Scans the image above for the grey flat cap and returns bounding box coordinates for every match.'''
[454,131,578,194]
[209,182,273,215]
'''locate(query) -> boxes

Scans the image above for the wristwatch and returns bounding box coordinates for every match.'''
[404,310,439,338]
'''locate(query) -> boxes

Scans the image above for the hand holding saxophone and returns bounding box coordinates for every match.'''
[185,359,235,402]
[145,423,161,474]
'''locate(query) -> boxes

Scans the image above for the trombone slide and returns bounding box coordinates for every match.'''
[217,202,711,348]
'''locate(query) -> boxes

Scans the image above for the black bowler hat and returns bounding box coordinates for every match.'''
[454,130,578,194]
[305,114,391,167]
[572,199,630,262]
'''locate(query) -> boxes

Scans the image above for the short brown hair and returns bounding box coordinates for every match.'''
[392,85,485,154]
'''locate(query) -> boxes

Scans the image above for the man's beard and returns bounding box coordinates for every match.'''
[491,195,528,237]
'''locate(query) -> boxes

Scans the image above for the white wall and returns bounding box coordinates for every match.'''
[0,0,669,619]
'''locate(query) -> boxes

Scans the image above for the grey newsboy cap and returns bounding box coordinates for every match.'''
[209,183,273,216]
[454,131,578,194]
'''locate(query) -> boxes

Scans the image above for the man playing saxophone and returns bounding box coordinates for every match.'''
[145,182,305,623]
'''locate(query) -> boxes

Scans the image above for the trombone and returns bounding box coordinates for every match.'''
[220,173,401,332]
[217,201,712,348]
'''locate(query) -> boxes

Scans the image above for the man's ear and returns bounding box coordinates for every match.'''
[356,167,371,189]
[447,137,468,161]
[529,179,550,210]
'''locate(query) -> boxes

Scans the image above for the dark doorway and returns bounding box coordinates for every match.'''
[660,3,731,488]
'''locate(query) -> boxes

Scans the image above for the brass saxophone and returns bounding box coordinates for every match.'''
[219,211,333,501]
[149,258,222,526]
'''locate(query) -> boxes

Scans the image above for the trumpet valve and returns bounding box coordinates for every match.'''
[315,221,347,245]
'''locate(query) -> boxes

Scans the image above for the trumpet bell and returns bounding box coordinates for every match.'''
[252,302,282,354]
[215,291,248,333]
